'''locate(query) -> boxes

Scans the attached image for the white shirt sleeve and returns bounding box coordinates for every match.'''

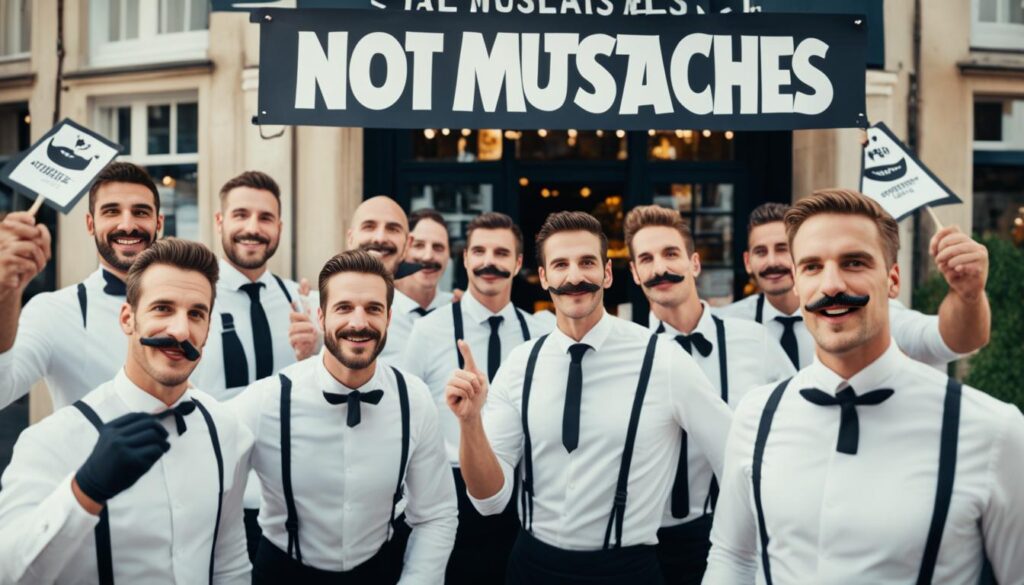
[212,419,255,585]
[667,342,733,478]
[889,300,962,367]
[398,382,458,585]
[401,320,430,381]
[0,296,56,409]
[982,405,1024,583]
[468,354,524,516]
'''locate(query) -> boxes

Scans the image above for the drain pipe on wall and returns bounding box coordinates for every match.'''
[909,0,928,293]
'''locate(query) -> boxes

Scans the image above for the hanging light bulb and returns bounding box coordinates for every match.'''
[580,186,592,198]
[441,128,451,136]
[647,129,656,136]
[675,129,684,138]
[541,188,551,198]
[567,129,578,138]
[519,177,529,187]
[461,128,471,137]
[596,129,605,137]
[725,131,735,140]
[424,128,436,139]
[538,128,548,138]
[615,129,626,138]
[702,129,711,138]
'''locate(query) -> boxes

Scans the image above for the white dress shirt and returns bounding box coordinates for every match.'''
[716,294,963,370]
[650,302,795,525]
[0,268,126,411]
[229,355,458,582]
[380,288,454,366]
[402,291,552,466]
[470,312,732,550]
[704,343,1024,584]
[0,370,253,584]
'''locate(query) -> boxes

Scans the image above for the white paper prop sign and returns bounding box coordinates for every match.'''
[860,122,961,221]
[0,119,123,214]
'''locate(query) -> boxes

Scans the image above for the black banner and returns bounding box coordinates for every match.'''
[254,8,866,131]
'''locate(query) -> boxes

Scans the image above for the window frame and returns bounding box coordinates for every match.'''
[0,0,31,60]
[974,97,1024,152]
[972,0,1024,51]
[88,0,209,68]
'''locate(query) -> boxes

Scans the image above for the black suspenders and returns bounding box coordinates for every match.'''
[222,275,294,389]
[452,301,532,368]
[519,334,659,550]
[755,293,765,324]
[72,398,225,585]
[77,283,88,328]
[272,274,294,305]
[751,377,963,585]
[278,367,411,565]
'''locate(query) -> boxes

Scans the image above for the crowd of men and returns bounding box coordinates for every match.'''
[0,161,1019,585]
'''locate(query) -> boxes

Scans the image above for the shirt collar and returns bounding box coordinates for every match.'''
[803,339,905,396]
[392,289,420,315]
[316,351,386,394]
[549,310,613,354]
[112,368,195,413]
[761,294,800,320]
[461,289,519,326]
[655,301,716,340]
[218,258,274,291]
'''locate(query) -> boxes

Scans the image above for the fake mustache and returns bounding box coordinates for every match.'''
[473,265,512,279]
[359,242,398,256]
[805,293,871,313]
[549,281,602,295]
[337,327,382,343]
[643,272,685,288]
[759,265,791,278]
[140,337,201,361]
[233,232,270,245]
[107,229,152,246]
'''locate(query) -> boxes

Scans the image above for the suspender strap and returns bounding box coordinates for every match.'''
[703,315,730,514]
[272,274,294,304]
[77,283,88,328]
[72,401,114,585]
[390,367,411,540]
[514,308,531,341]
[520,334,549,532]
[193,399,225,585]
[752,378,792,585]
[220,313,250,389]
[754,293,765,324]
[916,378,962,585]
[278,374,303,563]
[602,334,659,550]
[453,302,465,368]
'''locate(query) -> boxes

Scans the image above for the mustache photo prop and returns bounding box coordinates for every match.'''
[140,337,201,361]
[549,281,602,295]
[473,265,512,279]
[805,293,870,313]
[643,272,685,288]
[395,261,424,279]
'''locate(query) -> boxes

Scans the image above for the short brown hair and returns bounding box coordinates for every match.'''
[467,212,524,256]
[747,202,790,236]
[624,205,694,258]
[785,189,900,266]
[126,238,219,309]
[318,250,395,311]
[88,162,160,214]
[219,171,281,211]
[409,208,448,235]
[535,211,608,266]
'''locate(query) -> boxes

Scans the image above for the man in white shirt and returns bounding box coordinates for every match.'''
[396,208,455,316]
[0,162,164,411]
[445,211,732,585]
[717,202,991,371]
[624,205,795,585]
[231,249,457,584]
[403,212,550,584]
[0,238,253,584]
[704,189,1024,585]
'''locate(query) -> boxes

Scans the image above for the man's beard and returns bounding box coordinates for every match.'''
[95,229,153,273]
[324,327,386,370]
[224,232,279,270]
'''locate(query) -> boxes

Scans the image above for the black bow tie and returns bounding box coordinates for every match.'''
[800,387,894,454]
[155,400,197,435]
[102,270,127,296]
[323,389,385,427]
[412,307,433,317]
[675,332,712,357]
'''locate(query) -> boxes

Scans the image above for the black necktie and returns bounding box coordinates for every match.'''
[240,282,273,379]
[562,344,591,454]
[101,270,127,296]
[800,386,894,454]
[674,332,712,357]
[774,316,802,368]
[412,307,433,317]
[487,316,504,382]
[323,389,385,427]
[155,400,197,435]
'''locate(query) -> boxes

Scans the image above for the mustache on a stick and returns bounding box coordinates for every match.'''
[140,337,201,361]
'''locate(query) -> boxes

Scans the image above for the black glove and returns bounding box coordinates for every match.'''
[75,412,171,504]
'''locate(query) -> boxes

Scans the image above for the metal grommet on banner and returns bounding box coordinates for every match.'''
[856,112,869,129]
[264,14,272,22]
[251,114,286,141]
[854,18,863,26]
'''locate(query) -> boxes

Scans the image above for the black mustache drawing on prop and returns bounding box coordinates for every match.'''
[805,293,871,313]
[548,281,602,295]
[759,265,791,278]
[643,272,685,288]
[473,264,512,279]
[140,337,201,361]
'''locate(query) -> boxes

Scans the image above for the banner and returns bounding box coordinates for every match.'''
[253,8,867,131]
[860,122,962,221]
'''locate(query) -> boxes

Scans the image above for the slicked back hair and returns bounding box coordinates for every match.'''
[318,249,396,311]
[747,202,791,237]
[624,205,694,258]
[534,211,608,266]
[88,162,160,215]
[126,238,219,309]
[409,208,448,235]
[467,212,524,256]
[218,170,281,212]
[785,189,900,267]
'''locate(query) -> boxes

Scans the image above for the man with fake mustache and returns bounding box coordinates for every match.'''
[445,211,731,584]
[403,212,550,585]
[230,250,457,583]
[704,190,1023,585]
[0,238,254,583]
[395,208,455,317]
[623,205,794,585]
[718,202,991,371]
[0,162,164,411]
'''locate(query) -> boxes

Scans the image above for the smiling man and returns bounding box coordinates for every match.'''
[0,238,253,583]
[446,211,731,584]
[0,162,164,411]
[396,208,454,316]
[704,190,1024,585]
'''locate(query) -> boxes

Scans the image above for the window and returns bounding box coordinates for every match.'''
[0,0,31,58]
[96,95,200,240]
[89,0,209,68]
[973,0,1024,51]
[973,97,1024,246]
[974,98,1024,150]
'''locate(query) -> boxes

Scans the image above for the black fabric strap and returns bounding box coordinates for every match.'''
[519,334,549,533]
[453,302,465,369]
[72,401,114,585]
[272,274,294,304]
[916,378,962,585]
[390,367,411,541]
[602,334,659,550]
[220,313,250,389]
[754,293,765,324]
[279,374,303,563]
[514,308,531,341]
[77,283,88,328]
[193,399,224,585]
[752,377,792,585]
[704,315,729,514]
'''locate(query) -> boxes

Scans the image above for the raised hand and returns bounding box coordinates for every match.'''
[73,412,171,510]
[0,212,51,295]
[289,278,320,361]
[445,340,487,422]
[930,225,988,303]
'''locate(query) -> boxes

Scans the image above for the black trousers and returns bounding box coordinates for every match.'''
[656,516,713,585]
[446,469,519,585]
[252,535,395,585]
[505,529,664,585]
[243,508,261,562]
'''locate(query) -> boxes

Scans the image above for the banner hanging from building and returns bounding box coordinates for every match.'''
[253,8,867,131]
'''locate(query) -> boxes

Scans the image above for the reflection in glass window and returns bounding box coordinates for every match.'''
[516,129,626,160]
[647,130,735,161]
[413,129,502,162]
[149,164,199,240]
[410,183,495,291]
[147,105,171,155]
[973,165,1024,247]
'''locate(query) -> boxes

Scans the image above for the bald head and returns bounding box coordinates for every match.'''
[347,195,410,275]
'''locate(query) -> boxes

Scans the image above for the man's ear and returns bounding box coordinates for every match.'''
[119,302,134,335]
[888,262,901,299]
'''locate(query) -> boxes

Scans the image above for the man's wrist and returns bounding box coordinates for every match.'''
[71,478,104,516]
